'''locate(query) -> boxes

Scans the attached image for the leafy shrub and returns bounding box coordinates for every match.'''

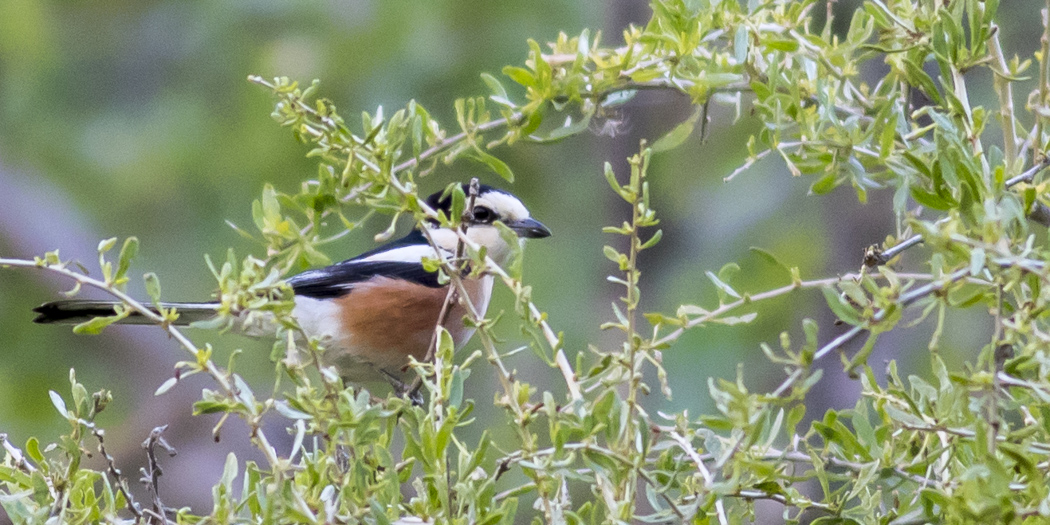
[4,0,1050,523]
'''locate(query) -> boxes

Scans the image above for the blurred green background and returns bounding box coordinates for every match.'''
[0,0,1045,518]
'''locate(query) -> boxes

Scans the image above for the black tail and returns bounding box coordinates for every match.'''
[32,300,219,326]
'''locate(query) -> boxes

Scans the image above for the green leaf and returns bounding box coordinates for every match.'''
[821,287,862,326]
[273,401,313,420]
[901,58,943,105]
[480,72,508,99]
[809,172,839,195]
[449,369,465,409]
[73,314,126,335]
[603,245,624,265]
[450,183,467,222]
[884,404,925,427]
[706,270,741,301]
[144,273,162,306]
[49,390,68,417]
[604,162,632,201]
[734,25,749,64]
[97,237,117,254]
[533,113,592,142]
[763,37,799,52]
[261,184,280,218]
[969,247,985,276]
[910,186,954,210]
[639,229,662,250]
[652,107,703,152]
[469,149,514,182]
[750,246,792,277]
[502,66,535,87]
[25,437,43,464]
[115,237,138,284]
[219,453,238,491]
[717,262,741,286]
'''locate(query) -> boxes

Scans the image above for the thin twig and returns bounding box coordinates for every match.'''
[867,158,1050,267]
[723,149,771,183]
[653,275,856,348]
[92,427,143,520]
[1038,4,1050,155]
[989,25,1018,169]
[406,179,480,400]
[0,433,36,473]
[669,431,729,525]
[811,267,971,362]
[0,257,283,470]
[391,120,518,176]
[1006,156,1050,186]
[140,425,177,525]
[734,489,835,512]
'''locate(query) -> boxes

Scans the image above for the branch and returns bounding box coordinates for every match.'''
[1038,3,1050,154]
[0,433,36,473]
[867,158,1050,267]
[654,274,867,348]
[0,257,283,470]
[140,425,177,524]
[811,267,971,362]
[669,431,729,525]
[989,25,1019,167]
[92,427,143,520]
[391,117,519,175]
[405,179,481,401]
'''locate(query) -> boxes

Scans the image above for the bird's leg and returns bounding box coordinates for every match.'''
[383,369,425,406]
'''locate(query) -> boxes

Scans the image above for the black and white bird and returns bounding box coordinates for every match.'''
[32,184,551,385]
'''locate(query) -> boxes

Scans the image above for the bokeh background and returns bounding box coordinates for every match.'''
[0,0,1045,521]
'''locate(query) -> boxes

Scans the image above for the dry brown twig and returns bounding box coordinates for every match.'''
[140,425,177,525]
[92,427,144,520]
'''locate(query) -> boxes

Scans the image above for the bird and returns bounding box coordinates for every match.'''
[31,184,551,387]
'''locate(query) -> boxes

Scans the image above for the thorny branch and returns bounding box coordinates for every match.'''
[140,425,177,524]
[92,427,143,520]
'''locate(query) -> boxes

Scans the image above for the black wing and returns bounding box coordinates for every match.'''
[287,231,442,299]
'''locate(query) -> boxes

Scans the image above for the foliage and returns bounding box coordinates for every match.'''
[4,0,1050,523]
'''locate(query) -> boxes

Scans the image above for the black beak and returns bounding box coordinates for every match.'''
[507,217,552,238]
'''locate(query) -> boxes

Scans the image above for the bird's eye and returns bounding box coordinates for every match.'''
[472,206,495,223]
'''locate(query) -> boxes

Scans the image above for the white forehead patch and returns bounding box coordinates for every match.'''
[476,191,530,222]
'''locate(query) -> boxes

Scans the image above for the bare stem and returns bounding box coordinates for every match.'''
[870,158,1050,267]
[140,425,177,525]
[989,25,1018,170]
[811,267,971,362]
[0,433,36,473]
[669,431,729,525]
[93,427,143,520]
[1038,4,1050,155]
[406,180,480,400]
[654,275,857,348]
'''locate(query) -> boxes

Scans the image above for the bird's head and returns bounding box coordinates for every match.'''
[424,184,551,265]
